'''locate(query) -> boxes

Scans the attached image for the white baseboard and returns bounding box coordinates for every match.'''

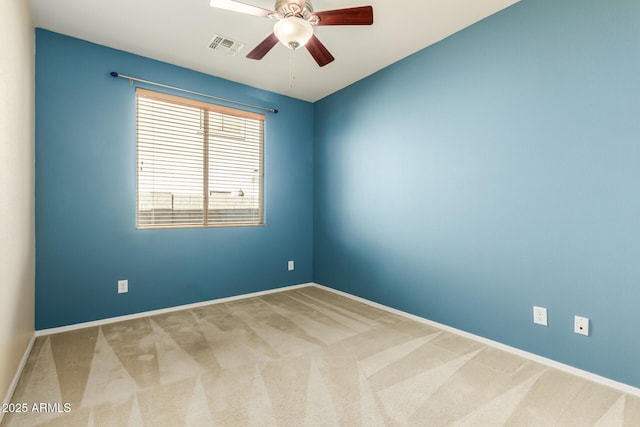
[311,283,640,399]
[1,333,36,425]
[35,283,314,337]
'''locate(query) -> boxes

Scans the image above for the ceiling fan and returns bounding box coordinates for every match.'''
[210,0,374,67]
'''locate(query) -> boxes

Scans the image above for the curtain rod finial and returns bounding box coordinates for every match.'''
[110,72,119,77]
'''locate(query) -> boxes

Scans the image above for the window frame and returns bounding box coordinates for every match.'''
[135,88,265,229]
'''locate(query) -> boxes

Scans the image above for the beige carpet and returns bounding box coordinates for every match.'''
[3,286,640,426]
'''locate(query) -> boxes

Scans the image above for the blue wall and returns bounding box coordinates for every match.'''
[36,30,314,329]
[314,0,640,388]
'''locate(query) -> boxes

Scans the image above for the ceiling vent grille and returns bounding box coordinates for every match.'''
[208,35,244,56]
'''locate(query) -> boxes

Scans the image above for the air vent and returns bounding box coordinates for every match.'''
[208,35,244,56]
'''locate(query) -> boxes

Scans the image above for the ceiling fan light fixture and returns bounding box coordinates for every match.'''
[274,16,313,50]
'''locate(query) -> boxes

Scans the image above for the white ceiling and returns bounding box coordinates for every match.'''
[28,0,519,102]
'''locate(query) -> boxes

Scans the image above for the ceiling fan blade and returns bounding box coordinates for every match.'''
[246,33,280,60]
[314,6,373,26]
[209,0,275,18]
[305,35,335,67]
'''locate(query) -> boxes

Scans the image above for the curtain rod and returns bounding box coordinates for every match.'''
[110,72,278,114]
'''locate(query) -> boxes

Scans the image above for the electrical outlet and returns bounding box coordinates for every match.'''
[533,306,548,326]
[118,279,128,294]
[574,315,589,336]
[288,260,294,271]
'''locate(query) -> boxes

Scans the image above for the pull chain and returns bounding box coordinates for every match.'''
[289,48,296,89]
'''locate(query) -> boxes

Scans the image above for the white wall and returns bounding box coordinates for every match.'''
[0,0,35,405]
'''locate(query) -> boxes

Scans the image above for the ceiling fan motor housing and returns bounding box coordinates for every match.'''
[275,0,315,19]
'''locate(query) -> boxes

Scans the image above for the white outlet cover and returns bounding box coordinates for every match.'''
[288,260,294,271]
[533,306,548,326]
[574,315,589,336]
[118,279,128,294]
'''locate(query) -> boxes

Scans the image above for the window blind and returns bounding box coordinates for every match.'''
[136,88,264,228]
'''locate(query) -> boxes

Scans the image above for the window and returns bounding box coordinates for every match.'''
[136,88,264,228]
